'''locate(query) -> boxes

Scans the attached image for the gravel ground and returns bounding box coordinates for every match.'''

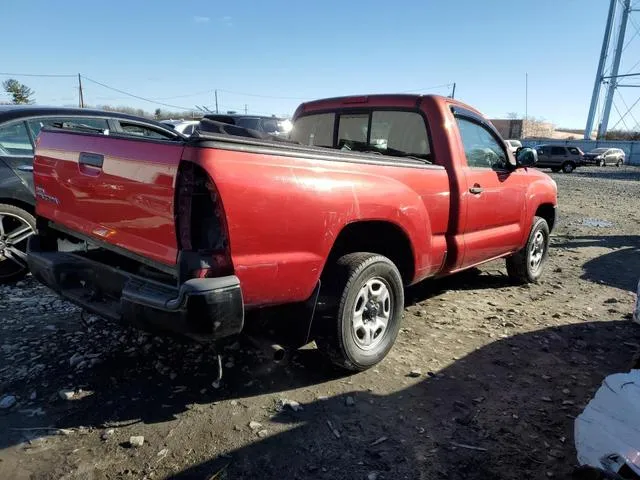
[1,166,640,480]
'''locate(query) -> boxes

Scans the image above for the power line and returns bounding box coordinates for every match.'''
[398,83,455,93]
[217,89,307,100]
[80,75,194,110]
[0,72,76,78]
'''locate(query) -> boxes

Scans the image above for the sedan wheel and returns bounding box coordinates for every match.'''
[0,204,36,284]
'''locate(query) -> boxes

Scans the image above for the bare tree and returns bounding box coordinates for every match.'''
[2,79,35,104]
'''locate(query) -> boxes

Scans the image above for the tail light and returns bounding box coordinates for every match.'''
[176,162,233,279]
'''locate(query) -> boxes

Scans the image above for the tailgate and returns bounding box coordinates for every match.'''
[34,130,185,267]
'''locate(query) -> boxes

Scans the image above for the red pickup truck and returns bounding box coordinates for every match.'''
[27,94,557,371]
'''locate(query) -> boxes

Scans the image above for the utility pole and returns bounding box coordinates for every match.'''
[214,90,219,114]
[78,73,84,108]
[244,104,248,114]
[451,83,456,99]
[525,72,528,137]
[599,0,631,137]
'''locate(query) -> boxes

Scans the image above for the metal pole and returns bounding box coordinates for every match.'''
[78,73,84,108]
[585,0,617,139]
[599,0,631,138]
[451,83,456,99]
[215,90,219,114]
[525,73,528,120]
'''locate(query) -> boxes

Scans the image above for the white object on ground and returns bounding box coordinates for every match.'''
[575,370,640,476]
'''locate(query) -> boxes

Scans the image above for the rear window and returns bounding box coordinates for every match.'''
[291,113,335,147]
[0,122,33,156]
[292,110,430,160]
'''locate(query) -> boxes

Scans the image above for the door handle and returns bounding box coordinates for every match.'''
[79,152,104,168]
[469,184,483,194]
[16,165,33,172]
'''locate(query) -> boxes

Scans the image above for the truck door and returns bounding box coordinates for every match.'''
[34,124,185,268]
[453,113,527,268]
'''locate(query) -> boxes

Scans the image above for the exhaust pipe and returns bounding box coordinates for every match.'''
[246,336,288,364]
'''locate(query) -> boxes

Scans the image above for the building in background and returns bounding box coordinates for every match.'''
[489,118,594,140]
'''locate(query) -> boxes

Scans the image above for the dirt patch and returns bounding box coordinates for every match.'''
[1,166,640,480]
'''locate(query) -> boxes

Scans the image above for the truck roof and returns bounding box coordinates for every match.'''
[294,94,484,118]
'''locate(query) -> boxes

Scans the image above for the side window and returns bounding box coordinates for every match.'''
[28,117,109,138]
[290,113,335,147]
[182,124,194,135]
[117,121,176,140]
[0,122,33,156]
[371,111,430,159]
[455,117,507,169]
[236,118,260,130]
[337,114,368,147]
[551,146,566,156]
[260,118,279,134]
[568,147,580,155]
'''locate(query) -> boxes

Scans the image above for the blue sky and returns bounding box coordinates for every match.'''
[0,0,630,127]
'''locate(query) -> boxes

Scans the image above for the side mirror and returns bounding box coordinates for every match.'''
[515,147,538,168]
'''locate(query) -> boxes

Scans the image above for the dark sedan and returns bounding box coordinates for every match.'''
[0,106,182,283]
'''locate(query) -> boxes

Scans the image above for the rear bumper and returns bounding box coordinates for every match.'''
[27,236,244,342]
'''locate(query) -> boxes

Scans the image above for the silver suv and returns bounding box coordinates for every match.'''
[535,145,584,173]
[582,147,625,167]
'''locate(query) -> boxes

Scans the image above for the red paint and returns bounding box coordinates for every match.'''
[33,95,557,308]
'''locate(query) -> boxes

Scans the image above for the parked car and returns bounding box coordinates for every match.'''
[0,105,182,283]
[202,114,292,136]
[582,147,625,167]
[505,139,522,154]
[535,144,584,173]
[160,119,200,136]
[27,94,557,371]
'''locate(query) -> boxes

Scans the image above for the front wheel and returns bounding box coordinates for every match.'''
[599,159,605,167]
[506,216,550,284]
[616,159,623,167]
[316,253,404,372]
[562,161,576,173]
[0,204,36,284]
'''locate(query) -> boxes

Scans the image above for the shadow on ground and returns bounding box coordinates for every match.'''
[167,320,640,480]
[553,235,640,292]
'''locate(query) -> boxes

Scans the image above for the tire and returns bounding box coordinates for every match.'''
[506,216,550,284]
[316,253,404,372]
[598,159,605,167]
[562,161,576,173]
[0,204,36,284]
[616,158,623,167]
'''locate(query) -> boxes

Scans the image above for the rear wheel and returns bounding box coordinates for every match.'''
[562,161,576,173]
[316,253,404,371]
[0,204,36,284]
[506,216,550,284]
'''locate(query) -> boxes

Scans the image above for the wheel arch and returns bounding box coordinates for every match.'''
[322,220,416,285]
